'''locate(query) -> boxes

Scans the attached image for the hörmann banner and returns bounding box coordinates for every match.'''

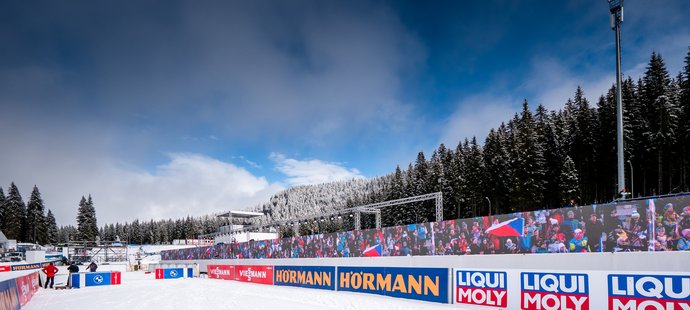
[207,265,235,280]
[521,272,589,310]
[337,266,449,303]
[274,266,335,291]
[235,265,274,285]
[607,274,690,310]
[454,269,507,308]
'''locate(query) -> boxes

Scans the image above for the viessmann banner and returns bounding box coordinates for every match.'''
[337,266,449,303]
[235,265,274,285]
[274,266,335,291]
[207,265,235,280]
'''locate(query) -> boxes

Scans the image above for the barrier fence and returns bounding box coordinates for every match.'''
[201,262,690,307]
[162,194,690,261]
[0,272,40,310]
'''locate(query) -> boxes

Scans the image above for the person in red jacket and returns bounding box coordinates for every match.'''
[42,262,59,289]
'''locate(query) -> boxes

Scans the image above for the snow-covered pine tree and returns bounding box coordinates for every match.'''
[465,137,486,217]
[484,125,511,215]
[0,187,5,232]
[76,195,98,241]
[512,100,546,211]
[679,46,690,191]
[26,185,48,244]
[2,183,27,241]
[535,105,563,208]
[46,210,59,243]
[559,156,580,204]
[642,52,677,194]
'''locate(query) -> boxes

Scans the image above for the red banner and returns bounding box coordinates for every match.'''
[155,268,164,279]
[0,266,9,272]
[208,265,235,280]
[15,272,39,306]
[235,265,273,285]
[110,271,121,285]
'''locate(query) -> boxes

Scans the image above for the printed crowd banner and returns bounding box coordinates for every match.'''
[208,265,235,280]
[274,266,335,291]
[0,278,20,310]
[608,274,690,310]
[235,265,274,285]
[454,269,507,308]
[521,272,589,310]
[337,266,449,303]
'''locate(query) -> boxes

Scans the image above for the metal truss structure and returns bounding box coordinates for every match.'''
[204,192,443,238]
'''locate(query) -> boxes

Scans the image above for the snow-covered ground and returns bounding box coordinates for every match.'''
[24,271,458,310]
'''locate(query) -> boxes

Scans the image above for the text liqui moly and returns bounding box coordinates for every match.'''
[608,274,690,310]
[455,270,507,307]
[521,272,589,310]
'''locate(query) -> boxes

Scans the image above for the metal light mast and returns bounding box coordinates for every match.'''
[609,0,625,198]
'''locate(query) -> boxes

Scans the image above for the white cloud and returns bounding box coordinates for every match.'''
[0,119,284,225]
[269,153,365,186]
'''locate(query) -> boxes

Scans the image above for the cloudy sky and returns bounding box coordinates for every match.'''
[1,1,688,226]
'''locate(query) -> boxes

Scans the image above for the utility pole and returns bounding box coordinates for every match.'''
[609,0,626,198]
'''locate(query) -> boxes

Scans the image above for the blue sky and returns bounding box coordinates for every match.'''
[1,1,688,225]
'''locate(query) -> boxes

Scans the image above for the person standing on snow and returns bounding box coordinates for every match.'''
[87,261,98,272]
[42,262,59,289]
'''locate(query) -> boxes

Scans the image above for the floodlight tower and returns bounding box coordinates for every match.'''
[609,0,625,198]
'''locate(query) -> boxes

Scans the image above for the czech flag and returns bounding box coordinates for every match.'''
[363,244,382,257]
[485,218,524,237]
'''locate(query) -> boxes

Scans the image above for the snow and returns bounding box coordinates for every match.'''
[23,271,458,310]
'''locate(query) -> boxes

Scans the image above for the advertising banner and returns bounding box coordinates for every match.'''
[155,268,185,280]
[607,274,690,310]
[454,269,507,308]
[85,272,112,287]
[521,272,589,310]
[110,271,121,285]
[0,266,9,272]
[208,265,235,280]
[14,272,39,306]
[0,278,20,310]
[71,273,81,288]
[274,266,335,291]
[338,266,449,303]
[235,265,273,285]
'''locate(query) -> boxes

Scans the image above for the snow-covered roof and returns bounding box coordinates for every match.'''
[216,210,264,219]
[0,230,7,242]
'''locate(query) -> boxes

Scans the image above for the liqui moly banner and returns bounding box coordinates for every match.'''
[608,274,690,310]
[454,269,507,308]
[521,272,589,310]
[208,265,235,280]
[235,265,274,285]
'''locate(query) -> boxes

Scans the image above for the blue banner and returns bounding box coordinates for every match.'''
[71,273,81,288]
[275,266,336,291]
[338,266,449,303]
[608,274,690,309]
[0,279,20,310]
[85,272,113,287]
[187,268,193,278]
[164,268,184,279]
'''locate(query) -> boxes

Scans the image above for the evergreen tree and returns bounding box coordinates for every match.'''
[535,105,563,208]
[2,183,27,241]
[484,124,511,215]
[46,210,59,243]
[25,185,48,244]
[559,156,580,204]
[511,100,545,211]
[0,187,5,232]
[76,195,98,241]
[679,46,690,191]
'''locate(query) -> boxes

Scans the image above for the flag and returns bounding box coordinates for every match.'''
[485,218,525,237]
[363,244,382,257]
